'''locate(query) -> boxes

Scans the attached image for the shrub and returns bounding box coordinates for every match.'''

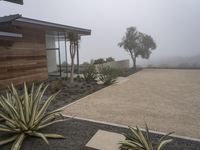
[0,83,65,150]
[82,62,90,66]
[106,57,115,62]
[115,68,140,77]
[83,64,97,82]
[93,58,105,64]
[119,125,173,150]
[98,65,118,85]
[49,80,64,93]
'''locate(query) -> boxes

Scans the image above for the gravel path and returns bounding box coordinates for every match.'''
[63,69,200,139]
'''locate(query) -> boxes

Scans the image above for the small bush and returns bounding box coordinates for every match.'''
[82,62,90,66]
[114,68,139,77]
[49,80,64,93]
[119,125,173,150]
[0,83,65,150]
[93,58,105,64]
[106,57,115,62]
[98,65,118,85]
[83,64,97,82]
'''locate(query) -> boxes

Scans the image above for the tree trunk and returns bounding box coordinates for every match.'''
[133,57,136,70]
[76,43,80,76]
[130,52,136,70]
[70,57,74,83]
[69,42,76,84]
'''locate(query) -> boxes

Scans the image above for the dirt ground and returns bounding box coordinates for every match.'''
[63,69,200,139]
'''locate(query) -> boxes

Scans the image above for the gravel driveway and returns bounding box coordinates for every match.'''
[63,69,200,139]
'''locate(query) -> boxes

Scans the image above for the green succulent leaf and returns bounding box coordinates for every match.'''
[36,91,59,121]
[0,111,18,127]
[119,125,173,150]
[28,84,48,127]
[31,132,49,144]
[1,96,20,119]
[11,133,25,150]
[119,139,143,148]
[119,140,143,150]
[33,109,62,127]
[145,124,153,149]
[0,124,14,132]
[38,119,64,130]
[11,84,25,124]
[157,139,173,150]
[43,133,65,139]
[23,83,30,124]
[159,132,174,143]
[0,135,18,146]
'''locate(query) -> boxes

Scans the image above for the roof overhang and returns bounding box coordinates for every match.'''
[3,0,23,5]
[0,14,91,37]
[0,31,23,38]
[14,17,91,36]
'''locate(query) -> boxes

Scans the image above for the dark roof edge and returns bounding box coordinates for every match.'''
[0,14,91,35]
[16,17,91,35]
[3,0,23,5]
[0,14,21,23]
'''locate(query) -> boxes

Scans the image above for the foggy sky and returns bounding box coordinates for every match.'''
[1,0,200,65]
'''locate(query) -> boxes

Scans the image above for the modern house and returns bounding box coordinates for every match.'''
[0,14,91,88]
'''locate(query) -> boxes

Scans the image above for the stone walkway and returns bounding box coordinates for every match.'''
[63,69,200,139]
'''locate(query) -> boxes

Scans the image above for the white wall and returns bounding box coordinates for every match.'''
[46,35,57,73]
[95,59,130,70]
[105,59,130,69]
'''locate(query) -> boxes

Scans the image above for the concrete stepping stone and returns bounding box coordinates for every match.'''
[86,130,125,150]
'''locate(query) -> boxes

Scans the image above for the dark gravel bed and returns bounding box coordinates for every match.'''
[1,118,199,150]
[0,78,106,112]
[46,79,106,111]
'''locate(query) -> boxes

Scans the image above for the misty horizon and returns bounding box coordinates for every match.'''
[1,0,200,66]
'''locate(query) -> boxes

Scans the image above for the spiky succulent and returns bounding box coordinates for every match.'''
[0,83,65,150]
[119,125,173,150]
[98,65,118,85]
[83,64,97,82]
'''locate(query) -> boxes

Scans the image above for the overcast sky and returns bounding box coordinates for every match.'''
[1,0,200,65]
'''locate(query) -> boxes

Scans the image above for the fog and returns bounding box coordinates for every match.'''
[1,0,200,67]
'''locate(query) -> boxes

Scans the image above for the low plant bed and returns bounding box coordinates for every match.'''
[0,78,106,111]
[45,78,106,111]
[116,67,142,77]
[0,68,141,112]
[0,118,199,150]
[45,68,142,111]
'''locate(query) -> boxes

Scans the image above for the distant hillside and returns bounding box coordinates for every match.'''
[140,54,200,68]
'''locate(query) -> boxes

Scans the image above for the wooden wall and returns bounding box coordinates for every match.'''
[0,26,48,89]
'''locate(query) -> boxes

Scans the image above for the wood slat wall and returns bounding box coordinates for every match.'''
[0,26,48,89]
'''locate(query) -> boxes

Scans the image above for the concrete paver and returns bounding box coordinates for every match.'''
[86,130,125,150]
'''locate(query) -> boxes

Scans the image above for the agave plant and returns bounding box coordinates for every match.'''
[0,83,65,150]
[98,65,118,85]
[119,125,173,150]
[83,64,97,82]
